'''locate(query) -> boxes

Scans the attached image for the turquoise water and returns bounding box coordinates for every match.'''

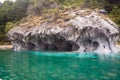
[0,50,120,80]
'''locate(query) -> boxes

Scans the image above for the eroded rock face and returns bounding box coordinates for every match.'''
[7,9,120,53]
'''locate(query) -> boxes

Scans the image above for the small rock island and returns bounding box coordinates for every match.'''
[7,9,120,53]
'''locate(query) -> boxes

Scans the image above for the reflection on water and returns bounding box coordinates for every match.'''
[0,50,120,80]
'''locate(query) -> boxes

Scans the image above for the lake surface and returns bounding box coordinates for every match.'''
[0,50,120,80]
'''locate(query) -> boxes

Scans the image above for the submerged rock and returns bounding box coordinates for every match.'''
[7,9,120,54]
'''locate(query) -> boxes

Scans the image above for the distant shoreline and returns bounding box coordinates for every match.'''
[0,45,13,50]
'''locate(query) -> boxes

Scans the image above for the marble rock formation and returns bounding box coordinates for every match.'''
[7,9,120,53]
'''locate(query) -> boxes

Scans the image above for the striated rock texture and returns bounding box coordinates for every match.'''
[7,9,120,53]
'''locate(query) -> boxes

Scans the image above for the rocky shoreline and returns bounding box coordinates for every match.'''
[0,45,13,50]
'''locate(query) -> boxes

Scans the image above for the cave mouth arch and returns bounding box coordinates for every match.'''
[16,35,80,51]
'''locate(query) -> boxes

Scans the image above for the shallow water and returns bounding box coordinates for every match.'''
[0,50,120,80]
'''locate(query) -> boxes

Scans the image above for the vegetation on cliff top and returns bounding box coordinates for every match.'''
[0,0,120,44]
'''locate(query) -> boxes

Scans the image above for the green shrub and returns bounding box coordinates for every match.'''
[55,0,83,7]
[5,22,14,33]
[109,6,120,26]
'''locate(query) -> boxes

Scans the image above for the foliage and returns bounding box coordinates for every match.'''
[109,6,120,26]
[5,22,14,33]
[55,0,83,7]
[0,0,29,44]
[27,0,60,15]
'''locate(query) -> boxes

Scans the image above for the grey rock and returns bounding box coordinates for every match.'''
[7,9,120,54]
